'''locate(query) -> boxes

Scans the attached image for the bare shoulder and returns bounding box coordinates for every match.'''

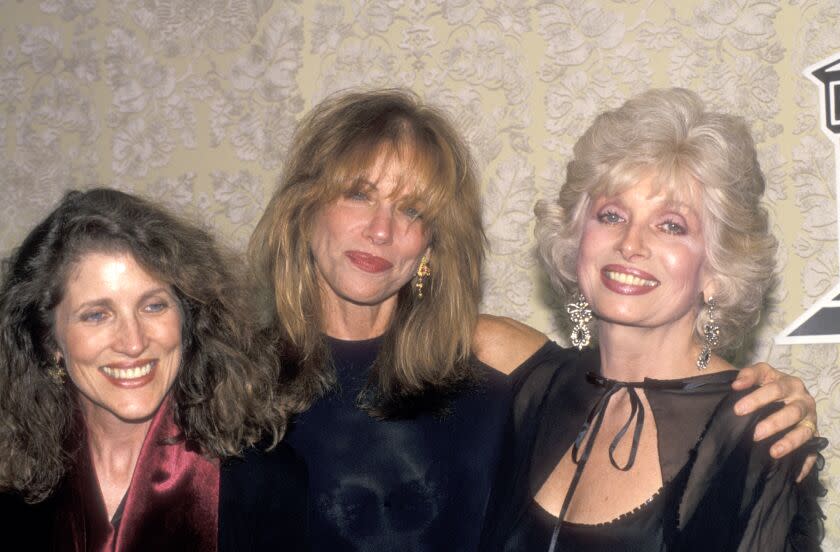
[472,314,549,375]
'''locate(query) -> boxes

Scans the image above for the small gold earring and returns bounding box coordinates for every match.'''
[48,356,66,385]
[415,255,431,299]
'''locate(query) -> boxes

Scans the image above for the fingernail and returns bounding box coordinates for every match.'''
[771,443,786,457]
[735,404,746,415]
[754,426,766,440]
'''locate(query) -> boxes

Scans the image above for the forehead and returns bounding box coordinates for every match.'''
[334,135,452,200]
[592,170,704,214]
[354,150,427,198]
[62,251,166,301]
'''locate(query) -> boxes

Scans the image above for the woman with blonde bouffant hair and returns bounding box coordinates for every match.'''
[482,88,826,551]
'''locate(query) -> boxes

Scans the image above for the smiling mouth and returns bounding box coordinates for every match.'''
[101,361,154,380]
[604,270,659,288]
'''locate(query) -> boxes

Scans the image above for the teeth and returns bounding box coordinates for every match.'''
[605,271,658,287]
[102,362,153,380]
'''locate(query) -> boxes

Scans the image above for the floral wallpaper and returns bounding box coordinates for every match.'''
[1,0,839,543]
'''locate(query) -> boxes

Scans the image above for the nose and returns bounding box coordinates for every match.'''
[114,315,148,356]
[363,204,394,245]
[617,222,649,260]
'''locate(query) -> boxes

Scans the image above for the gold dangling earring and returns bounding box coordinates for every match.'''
[697,297,720,370]
[415,255,431,299]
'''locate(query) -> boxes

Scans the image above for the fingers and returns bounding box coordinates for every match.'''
[761,411,816,458]
[733,364,820,473]
[796,454,818,482]
[734,372,813,417]
[734,379,787,416]
[751,397,808,441]
[731,362,779,390]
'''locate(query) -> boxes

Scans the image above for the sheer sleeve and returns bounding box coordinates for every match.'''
[735,438,826,552]
[675,390,826,552]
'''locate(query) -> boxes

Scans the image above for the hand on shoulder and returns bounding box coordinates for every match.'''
[472,314,548,375]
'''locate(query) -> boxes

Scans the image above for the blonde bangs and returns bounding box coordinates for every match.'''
[592,158,704,212]
[321,133,457,231]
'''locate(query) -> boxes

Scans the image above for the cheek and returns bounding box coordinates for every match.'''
[309,214,332,254]
[153,310,184,353]
[664,245,706,289]
[158,322,183,351]
[397,224,430,260]
[576,226,603,286]
[58,327,102,366]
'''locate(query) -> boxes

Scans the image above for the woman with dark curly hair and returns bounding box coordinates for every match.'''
[0,188,307,551]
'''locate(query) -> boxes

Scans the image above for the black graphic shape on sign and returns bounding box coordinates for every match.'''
[777,53,840,344]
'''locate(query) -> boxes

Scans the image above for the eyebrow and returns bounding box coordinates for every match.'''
[660,199,699,217]
[71,287,174,314]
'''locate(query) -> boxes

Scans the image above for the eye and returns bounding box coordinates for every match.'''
[597,209,624,225]
[345,189,369,202]
[144,300,169,314]
[401,205,422,220]
[80,310,108,323]
[658,219,687,235]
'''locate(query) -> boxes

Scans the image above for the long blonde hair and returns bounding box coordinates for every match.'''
[250,88,485,417]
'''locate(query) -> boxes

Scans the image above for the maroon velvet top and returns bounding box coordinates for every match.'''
[46,396,219,551]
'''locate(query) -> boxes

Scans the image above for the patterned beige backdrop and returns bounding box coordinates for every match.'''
[1,0,838,543]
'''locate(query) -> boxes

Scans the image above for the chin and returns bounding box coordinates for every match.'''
[111,405,164,424]
[109,394,170,423]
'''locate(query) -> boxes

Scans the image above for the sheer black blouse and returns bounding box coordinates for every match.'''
[481,344,825,552]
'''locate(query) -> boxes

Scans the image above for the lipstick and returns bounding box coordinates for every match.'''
[345,251,393,273]
[98,360,157,388]
[601,264,660,295]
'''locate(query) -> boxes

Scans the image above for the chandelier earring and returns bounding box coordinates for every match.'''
[697,296,720,370]
[566,292,592,350]
[415,255,431,299]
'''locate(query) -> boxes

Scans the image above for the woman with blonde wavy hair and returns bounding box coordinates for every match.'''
[482,88,826,551]
[249,88,503,550]
[0,189,307,551]
[250,87,820,551]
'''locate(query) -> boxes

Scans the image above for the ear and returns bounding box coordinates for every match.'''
[700,277,717,303]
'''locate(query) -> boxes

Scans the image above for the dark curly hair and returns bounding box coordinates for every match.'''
[0,188,287,503]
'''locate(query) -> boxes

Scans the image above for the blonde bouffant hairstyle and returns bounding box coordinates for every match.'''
[249,88,485,418]
[536,88,777,353]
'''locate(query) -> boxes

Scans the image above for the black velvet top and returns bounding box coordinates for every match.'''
[284,335,515,551]
[480,345,826,552]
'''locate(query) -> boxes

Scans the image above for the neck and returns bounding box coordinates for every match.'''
[80,398,156,517]
[596,316,707,381]
[321,297,396,340]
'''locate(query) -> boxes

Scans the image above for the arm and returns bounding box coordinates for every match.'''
[731,363,819,480]
[677,398,824,552]
[472,314,549,375]
[735,442,826,552]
